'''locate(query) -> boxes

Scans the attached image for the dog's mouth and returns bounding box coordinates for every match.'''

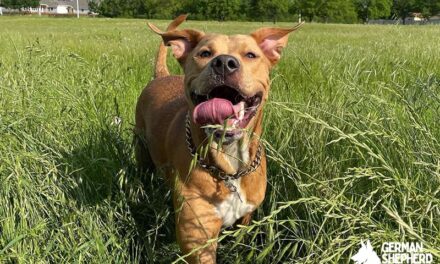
[191,85,262,135]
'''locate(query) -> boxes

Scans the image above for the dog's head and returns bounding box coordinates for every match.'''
[149,16,303,141]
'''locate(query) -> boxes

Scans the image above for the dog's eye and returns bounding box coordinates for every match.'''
[245,52,257,59]
[199,50,212,58]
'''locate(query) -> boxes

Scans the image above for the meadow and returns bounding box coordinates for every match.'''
[0,17,439,263]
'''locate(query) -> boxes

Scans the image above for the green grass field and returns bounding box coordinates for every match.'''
[1,16,439,263]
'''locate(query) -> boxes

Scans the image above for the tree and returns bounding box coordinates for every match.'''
[415,0,440,20]
[94,0,125,17]
[319,0,358,23]
[296,0,323,22]
[181,0,211,20]
[1,0,39,9]
[392,0,416,24]
[255,0,290,23]
[89,0,419,23]
[88,0,98,13]
[205,0,241,21]
[354,0,393,23]
[295,0,358,23]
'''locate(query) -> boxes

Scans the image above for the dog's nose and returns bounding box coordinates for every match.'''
[211,55,240,75]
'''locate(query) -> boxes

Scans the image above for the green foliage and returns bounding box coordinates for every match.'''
[1,17,440,263]
[392,0,416,22]
[1,0,440,23]
[295,0,323,22]
[255,0,290,22]
[415,0,440,19]
[208,0,242,21]
[1,0,38,9]
[294,0,359,23]
[89,0,440,23]
[318,0,358,23]
[354,0,393,22]
[180,0,242,21]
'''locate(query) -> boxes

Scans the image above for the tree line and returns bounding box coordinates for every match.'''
[90,0,440,23]
[0,0,39,10]
[1,0,439,23]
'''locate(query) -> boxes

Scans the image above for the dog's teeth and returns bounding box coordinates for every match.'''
[232,119,239,126]
[238,102,245,120]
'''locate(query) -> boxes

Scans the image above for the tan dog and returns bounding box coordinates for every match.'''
[134,15,302,263]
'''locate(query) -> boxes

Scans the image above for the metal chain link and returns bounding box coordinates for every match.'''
[185,112,263,192]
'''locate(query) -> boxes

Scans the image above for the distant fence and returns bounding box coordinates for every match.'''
[369,18,440,25]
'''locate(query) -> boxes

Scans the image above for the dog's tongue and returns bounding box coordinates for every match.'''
[193,98,242,125]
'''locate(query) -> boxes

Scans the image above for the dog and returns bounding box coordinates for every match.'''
[351,240,381,264]
[134,15,303,263]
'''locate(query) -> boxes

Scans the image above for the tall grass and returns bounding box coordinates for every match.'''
[0,17,439,263]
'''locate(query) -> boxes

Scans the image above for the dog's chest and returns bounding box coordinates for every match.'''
[214,179,254,227]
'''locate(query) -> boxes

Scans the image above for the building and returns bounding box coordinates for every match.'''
[404,12,424,23]
[1,0,91,15]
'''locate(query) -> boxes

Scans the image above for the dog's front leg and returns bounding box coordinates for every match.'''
[174,192,223,264]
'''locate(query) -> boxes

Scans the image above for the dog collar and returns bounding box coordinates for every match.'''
[185,112,263,193]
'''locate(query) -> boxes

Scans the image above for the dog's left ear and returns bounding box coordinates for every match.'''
[251,22,304,65]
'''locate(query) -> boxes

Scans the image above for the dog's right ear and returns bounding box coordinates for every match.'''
[148,17,204,64]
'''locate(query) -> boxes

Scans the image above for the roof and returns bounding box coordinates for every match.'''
[40,0,89,9]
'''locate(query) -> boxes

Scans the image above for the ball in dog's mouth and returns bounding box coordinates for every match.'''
[191,85,262,139]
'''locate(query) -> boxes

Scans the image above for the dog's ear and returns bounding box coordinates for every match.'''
[251,22,304,65]
[148,18,204,64]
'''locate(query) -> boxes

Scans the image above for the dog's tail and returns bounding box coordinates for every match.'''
[154,14,188,79]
